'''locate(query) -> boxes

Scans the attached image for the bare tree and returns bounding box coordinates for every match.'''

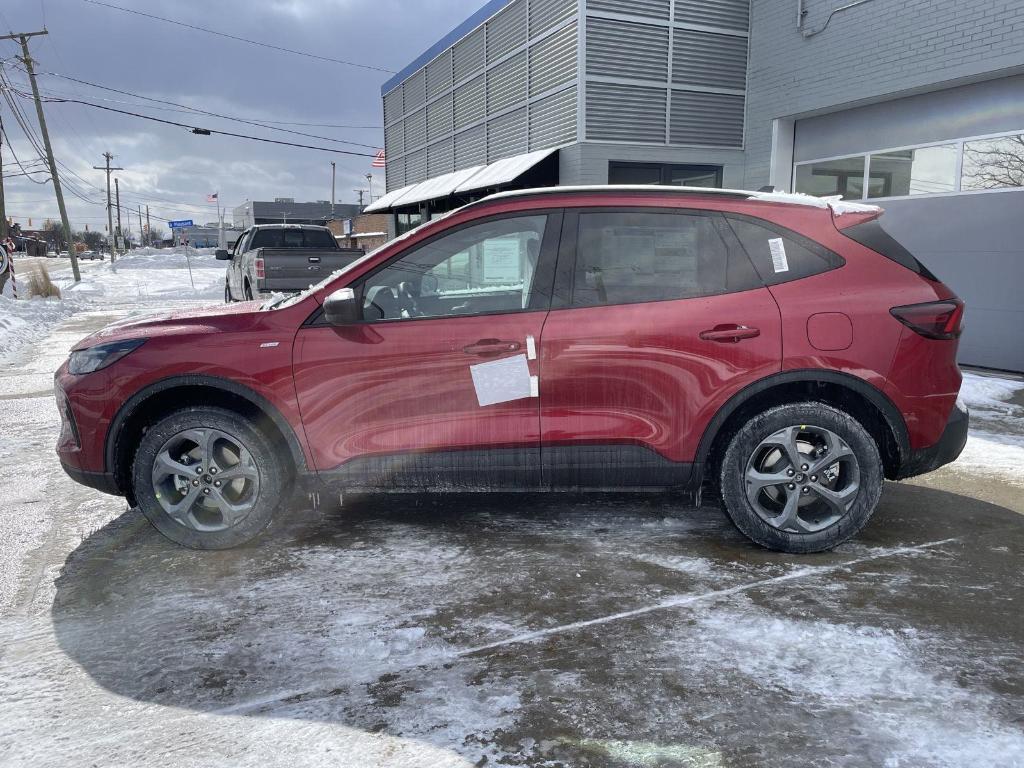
[962,134,1024,190]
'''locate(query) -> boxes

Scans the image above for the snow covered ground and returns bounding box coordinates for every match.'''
[0,257,1023,767]
[0,248,223,366]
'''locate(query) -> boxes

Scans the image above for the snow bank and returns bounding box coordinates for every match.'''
[0,294,76,365]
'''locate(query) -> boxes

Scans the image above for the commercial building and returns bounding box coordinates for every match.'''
[233,199,360,229]
[371,0,1024,371]
[327,213,391,253]
[174,223,245,249]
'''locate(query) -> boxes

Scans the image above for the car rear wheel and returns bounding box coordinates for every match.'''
[224,281,232,303]
[132,406,289,549]
[243,281,254,301]
[719,402,883,553]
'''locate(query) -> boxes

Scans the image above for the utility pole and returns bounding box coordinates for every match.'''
[137,205,144,248]
[146,205,151,247]
[354,188,368,209]
[330,161,336,218]
[114,178,123,254]
[93,152,122,261]
[0,111,7,240]
[6,30,80,281]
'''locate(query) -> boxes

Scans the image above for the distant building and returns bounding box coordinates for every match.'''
[233,199,361,228]
[175,224,245,249]
[326,213,390,253]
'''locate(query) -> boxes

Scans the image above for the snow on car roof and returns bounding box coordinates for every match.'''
[475,185,882,216]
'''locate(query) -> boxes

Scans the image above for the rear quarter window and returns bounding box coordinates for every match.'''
[726,216,844,286]
[840,220,939,281]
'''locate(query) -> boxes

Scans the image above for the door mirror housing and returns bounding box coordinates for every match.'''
[323,287,361,326]
[215,249,232,261]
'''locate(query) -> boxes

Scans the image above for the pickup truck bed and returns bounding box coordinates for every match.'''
[255,247,364,294]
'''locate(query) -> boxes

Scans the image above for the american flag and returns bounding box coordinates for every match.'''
[371,149,386,168]
[207,192,219,202]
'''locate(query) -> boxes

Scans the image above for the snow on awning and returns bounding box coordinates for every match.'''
[363,183,417,213]
[364,148,559,213]
[455,147,558,193]
[396,166,486,209]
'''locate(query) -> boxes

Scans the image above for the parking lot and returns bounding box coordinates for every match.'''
[0,298,1020,767]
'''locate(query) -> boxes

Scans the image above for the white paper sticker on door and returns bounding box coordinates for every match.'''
[470,354,534,407]
[768,238,789,273]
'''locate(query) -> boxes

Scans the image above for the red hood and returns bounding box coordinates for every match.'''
[73,300,263,350]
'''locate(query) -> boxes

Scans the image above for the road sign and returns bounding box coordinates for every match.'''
[168,219,194,229]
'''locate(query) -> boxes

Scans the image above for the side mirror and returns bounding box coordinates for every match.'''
[215,249,232,261]
[323,287,361,326]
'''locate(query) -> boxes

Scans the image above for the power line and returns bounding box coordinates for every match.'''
[36,95,379,156]
[83,0,396,75]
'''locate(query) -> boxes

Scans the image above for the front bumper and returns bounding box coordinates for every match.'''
[896,399,969,480]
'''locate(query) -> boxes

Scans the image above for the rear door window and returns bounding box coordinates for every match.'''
[726,216,844,286]
[570,211,760,307]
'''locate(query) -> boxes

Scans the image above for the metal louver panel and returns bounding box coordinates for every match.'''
[453,27,485,83]
[672,29,748,90]
[487,51,527,115]
[405,148,427,185]
[488,107,528,161]
[586,17,668,82]
[427,93,454,140]
[529,86,577,149]
[529,0,575,36]
[383,87,403,126]
[428,138,455,177]
[404,70,426,112]
[588,0,670,20]
[426,51,453,98]
[486,0,527,63]
[586,82,666,142]
[670,90,745,147]
[529,21,577,96]
[455,125,487,169]
[385,120,405,157]
[403,109,427,152]
[675,0,749,32]
[454,75,486,129]
[386,156,406,192]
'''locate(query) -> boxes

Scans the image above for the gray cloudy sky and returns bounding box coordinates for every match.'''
[1,0,480,233]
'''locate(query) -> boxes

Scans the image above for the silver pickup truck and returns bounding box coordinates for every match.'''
[217,224,364,302]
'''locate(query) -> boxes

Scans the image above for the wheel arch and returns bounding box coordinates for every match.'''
[697,370,910,485]
[106,375,309,504]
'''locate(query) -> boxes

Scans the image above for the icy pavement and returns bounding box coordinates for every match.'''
[1,258,1023,766]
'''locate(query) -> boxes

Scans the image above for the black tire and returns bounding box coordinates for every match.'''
[243,281,254,301]
[131,406,290,549]
[719,402,883,554]
[224,281,233,303]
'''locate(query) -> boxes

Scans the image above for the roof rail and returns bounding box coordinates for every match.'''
[467,185,882,216]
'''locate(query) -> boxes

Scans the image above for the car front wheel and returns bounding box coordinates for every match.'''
[719,402,883,554]
[132,406,290,549]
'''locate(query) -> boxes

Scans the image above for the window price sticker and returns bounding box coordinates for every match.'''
[768,238,790,273]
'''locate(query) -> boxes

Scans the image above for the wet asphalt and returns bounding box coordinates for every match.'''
[1,311,1022,767]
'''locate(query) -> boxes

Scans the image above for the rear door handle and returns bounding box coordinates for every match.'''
[700,325,761,343]
[463,339,522,357]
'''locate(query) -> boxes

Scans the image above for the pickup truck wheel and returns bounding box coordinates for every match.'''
[224,282,232,303]
[131,406,289,549]
[719,402,883,554]
[243,281,254,301]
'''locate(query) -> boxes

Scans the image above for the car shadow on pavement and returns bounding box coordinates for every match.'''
[51,483,1024,767]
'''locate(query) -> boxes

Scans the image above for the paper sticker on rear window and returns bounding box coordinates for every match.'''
[768,238,789,273]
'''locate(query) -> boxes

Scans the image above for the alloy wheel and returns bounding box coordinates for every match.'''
[151,428,260,532]
[744,424,860,534]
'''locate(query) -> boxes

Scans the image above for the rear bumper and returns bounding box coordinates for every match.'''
[896,399,969,480]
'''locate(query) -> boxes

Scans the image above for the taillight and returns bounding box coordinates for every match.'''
[255,257,265,280]
[890,299,964,340]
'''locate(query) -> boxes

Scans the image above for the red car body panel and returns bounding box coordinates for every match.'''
[54,189,966,496]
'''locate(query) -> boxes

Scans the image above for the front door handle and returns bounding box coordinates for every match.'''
[700,325,761,343]
[463,339,522,357]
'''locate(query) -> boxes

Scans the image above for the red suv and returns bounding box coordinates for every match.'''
[55,187,968,553]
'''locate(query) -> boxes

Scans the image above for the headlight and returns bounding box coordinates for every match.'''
[68,339,147,375]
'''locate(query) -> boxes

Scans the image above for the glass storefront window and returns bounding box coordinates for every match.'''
[794,157,866,199]
[961,134,1024,191]
[867,145,957,198]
